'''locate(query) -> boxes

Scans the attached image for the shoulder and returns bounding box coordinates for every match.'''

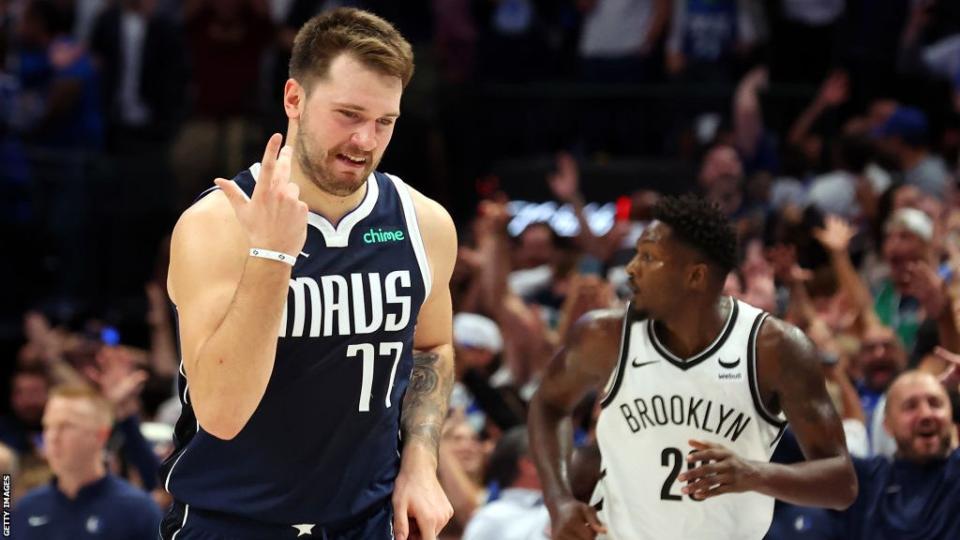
[849,456,889,495]
[568,307,629,377]
[103,477,162,513]
[168,188,245,303]
[406,182,456,242]
[174,187,236,235]
[570,308,627,345]
[756,315,819,366]
[387,174,457,261]
[15,484,54,510]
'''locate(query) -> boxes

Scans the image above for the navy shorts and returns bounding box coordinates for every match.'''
[160,500,393,540]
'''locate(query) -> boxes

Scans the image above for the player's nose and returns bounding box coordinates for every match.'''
[350,123,377,152]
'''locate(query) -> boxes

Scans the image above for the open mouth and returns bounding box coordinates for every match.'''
[336,153,367,168]
[915,425,940,444]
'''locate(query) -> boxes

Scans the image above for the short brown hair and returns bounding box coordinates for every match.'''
[49,384,113,427]
[290,8,414,90]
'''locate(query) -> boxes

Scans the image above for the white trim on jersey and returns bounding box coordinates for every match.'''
[169,503,189,540]
[385,173,433,299]
[163,418,199,493]
[249,162,380,248]
[746,312,787,430]
[599,304,632,407]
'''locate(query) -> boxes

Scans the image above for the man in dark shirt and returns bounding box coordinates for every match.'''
[0,366,49,456]
[841,370,960,540]
[12,384,161,539]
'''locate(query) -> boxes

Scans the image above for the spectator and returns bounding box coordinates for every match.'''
[875,207,940,352]
[806,135,872,221]
[852,324,906,456]
[786,70,850,177]
[577,0,671,83]
[452,312,526,433]
[873,106,951,200]
[839,370,960,540]
[12,0,103,148]
[438,413,488,538]
[665,0,760,82]
[11,384,162,539]
[0,365,50,456]
[462,427,549,540]
[169,0,274,208]
[89,0,188,146]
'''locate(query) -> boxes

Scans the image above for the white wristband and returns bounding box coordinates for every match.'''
[249,248,296,267]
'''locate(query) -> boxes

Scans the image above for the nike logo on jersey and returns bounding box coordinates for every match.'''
[718,357,741,369]
[631,358,659,368]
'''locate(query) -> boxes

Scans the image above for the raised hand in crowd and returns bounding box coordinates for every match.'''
[814,215,877,328]
[20,311,84,385]
[738,240,776,313]
[816,70,850,109]
[904,260,946,320]
[556,274,615,344]
[548,153,582,206]
[146,280,179,380]
[84,346,149,420]
[814,215,856,255]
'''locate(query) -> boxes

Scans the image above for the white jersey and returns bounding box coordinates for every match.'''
[592,297,786,540]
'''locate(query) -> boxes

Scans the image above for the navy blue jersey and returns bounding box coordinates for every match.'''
[12,475,162,540]
[159,165,431,527]
[840,450,960,540]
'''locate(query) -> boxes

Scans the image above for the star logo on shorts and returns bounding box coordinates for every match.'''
[292,524,315,537]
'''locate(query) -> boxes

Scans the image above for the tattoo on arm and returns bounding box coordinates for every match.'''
[401,350,453,461]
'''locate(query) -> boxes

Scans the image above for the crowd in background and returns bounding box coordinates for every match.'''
[3,0,960,539]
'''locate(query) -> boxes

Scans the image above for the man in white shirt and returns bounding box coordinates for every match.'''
[463,427,550,540]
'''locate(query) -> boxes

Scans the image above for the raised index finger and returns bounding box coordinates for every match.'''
[257,133,283,194]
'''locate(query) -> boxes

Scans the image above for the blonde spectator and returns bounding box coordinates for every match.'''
[12,384,161,539]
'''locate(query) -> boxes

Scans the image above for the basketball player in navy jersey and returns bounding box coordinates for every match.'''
[160,9,455,540]
[528,195,858,539]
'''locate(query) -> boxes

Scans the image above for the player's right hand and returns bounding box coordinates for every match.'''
[214,133,308,256]
[550,498,606,540]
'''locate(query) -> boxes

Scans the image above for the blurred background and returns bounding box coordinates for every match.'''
[2,0,960,538]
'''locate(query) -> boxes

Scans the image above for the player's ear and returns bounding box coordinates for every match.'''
[283,79,305,119]
[686,262,709,291]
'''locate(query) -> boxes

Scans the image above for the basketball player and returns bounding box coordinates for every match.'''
[159,9,456,540]
[528,195,858,539]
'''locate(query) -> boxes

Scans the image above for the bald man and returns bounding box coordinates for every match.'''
[839,371,960,540]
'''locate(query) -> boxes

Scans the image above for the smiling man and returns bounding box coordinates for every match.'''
[528,194,857,540]
[839,370,960,540]
[159,8,456,540]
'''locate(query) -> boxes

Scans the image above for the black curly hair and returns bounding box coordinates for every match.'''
[652,194,738,276]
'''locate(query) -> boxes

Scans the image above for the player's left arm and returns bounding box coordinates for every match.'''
[393,189,457,540]
[680,317,858,510]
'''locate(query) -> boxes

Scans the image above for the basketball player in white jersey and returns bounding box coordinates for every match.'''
[528,194,857,540]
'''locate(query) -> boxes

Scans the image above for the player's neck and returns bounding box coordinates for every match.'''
[56,461,106,499]
[656,295,731,359]
[292,167,369,227]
